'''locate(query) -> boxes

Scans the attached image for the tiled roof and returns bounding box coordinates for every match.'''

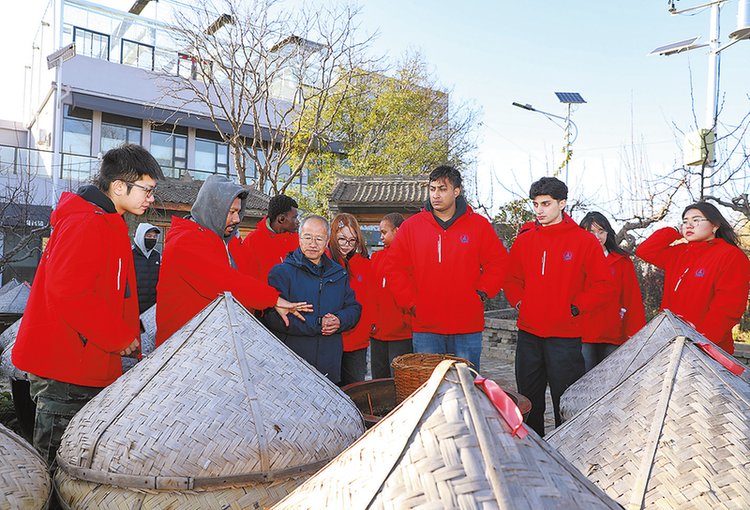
[153,177,270,212]
[328,174,428,205]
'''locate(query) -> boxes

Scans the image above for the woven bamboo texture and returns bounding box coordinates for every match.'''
[0,317,21,352]
[0,279,20,298]
[272,360,622,510]
[547,335,750,510]
[0,282,29,315]
[121,304,157,373]
[0,422,51,510]
[560,310,750,421]
[0,319,26,380]
[55,292,365,510]
[391,352,469,402]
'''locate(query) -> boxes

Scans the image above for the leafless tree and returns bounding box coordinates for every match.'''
[0,170,50,278]
[158,0,377,192]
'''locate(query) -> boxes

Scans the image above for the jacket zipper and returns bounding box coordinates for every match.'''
[438,234,442,263]
[674,267,690,292]
[542,251,546,276]
[117,258,122,291]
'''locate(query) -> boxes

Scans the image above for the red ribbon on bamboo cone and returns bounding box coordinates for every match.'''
[474,375,528,438]
[695,342,745,375]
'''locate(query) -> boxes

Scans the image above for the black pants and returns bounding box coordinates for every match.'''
[340,347,368,387]
[370,337,413,379]
[515,329,585,437]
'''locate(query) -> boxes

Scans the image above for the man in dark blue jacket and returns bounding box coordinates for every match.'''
[264,215,362,384]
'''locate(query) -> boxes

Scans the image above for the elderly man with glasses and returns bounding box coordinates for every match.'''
[263,215,362,384]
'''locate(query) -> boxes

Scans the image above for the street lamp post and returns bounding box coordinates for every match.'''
[512,92,585,183]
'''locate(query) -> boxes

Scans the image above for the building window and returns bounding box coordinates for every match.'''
[73,27,110,61]
[121,39,154,70]
[150,124,187,178]
[194,130,229,179]
[101,113,143,154]
[177,54,212,81]
[62,105,92,156]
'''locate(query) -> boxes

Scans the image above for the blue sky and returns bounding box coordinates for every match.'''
[3,0,749,221]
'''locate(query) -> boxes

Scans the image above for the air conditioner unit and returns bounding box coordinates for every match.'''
[684,128,715,166]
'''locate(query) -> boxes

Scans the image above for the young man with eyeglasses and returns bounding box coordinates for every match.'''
[263,215,362,384]
[385,165,508,371]
[241,194,299,282]
[13,144,164,464]
[155,175,310,346]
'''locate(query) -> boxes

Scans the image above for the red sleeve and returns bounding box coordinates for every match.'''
[476,222,509,299]
[503,238,525,309]
[173,232,279,311]
[239,235,262,279]
[46,217,136,353]
[699,248,750,344]
[636,227,682,270]
[620,256,646,338]
[384,224,418,311]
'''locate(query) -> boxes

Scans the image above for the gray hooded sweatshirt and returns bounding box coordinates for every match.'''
[190,175,248,242]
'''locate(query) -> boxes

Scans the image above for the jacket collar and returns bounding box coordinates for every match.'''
[424,195,469,230]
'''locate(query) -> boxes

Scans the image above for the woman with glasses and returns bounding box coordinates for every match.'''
[637,202,750,353]
[579,212,646,371]
[329,213,372,386]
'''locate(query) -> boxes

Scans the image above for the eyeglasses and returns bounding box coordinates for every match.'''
[301,234,327,245]
[123,181,156,198]
[337,237,357,247]
[681,217,710,227]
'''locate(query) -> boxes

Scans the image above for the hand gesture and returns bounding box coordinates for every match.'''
[275,297,313,327]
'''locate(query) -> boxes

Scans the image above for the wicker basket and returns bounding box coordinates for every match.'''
[55,292,365,510]
[271,361,621,510]
[0,422,51,510]
[0,319,27,380]
[391,352,469,403]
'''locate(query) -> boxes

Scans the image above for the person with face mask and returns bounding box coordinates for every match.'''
[132,223,161,314]
[156,175,311,347]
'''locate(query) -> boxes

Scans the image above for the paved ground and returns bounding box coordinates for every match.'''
[478,352,557,436]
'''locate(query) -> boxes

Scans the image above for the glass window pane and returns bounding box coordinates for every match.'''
[194,139,215,172]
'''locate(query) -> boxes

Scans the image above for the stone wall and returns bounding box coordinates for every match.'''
[482,313,750,369]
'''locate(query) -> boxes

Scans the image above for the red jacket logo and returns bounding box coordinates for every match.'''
[695,268,706,278]
[460,234,470,243]
[563,251,574,260]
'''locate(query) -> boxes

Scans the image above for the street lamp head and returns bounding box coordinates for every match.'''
[512,102,535,111]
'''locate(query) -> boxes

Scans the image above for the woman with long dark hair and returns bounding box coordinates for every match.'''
[329,213,372,386]
[637,202,750,353]
[579,212,646,371]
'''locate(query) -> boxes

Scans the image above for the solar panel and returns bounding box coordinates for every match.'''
[555,92,586,104]
[648,36,701,56]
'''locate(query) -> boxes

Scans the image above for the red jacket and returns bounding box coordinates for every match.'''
[241,216,299,281]
[581,251,646,345]
[636,227,750,353]
[156,216,279,346]
[13,192,140,387]
[385,205,508,334]
[339,253,373,352]
[504,214,615,338]
[371,247,412,341]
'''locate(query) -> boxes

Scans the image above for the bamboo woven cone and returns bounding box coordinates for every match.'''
[547,335,750,510]
[0,281,30,315]
[1,319,26,380]
[0,317,21,353]
[0,279,20,298]
[54,292,366,510]
[0,422,52,510]
[122,304,157,373]
[560,309,750,421]
[272,360,622,510]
